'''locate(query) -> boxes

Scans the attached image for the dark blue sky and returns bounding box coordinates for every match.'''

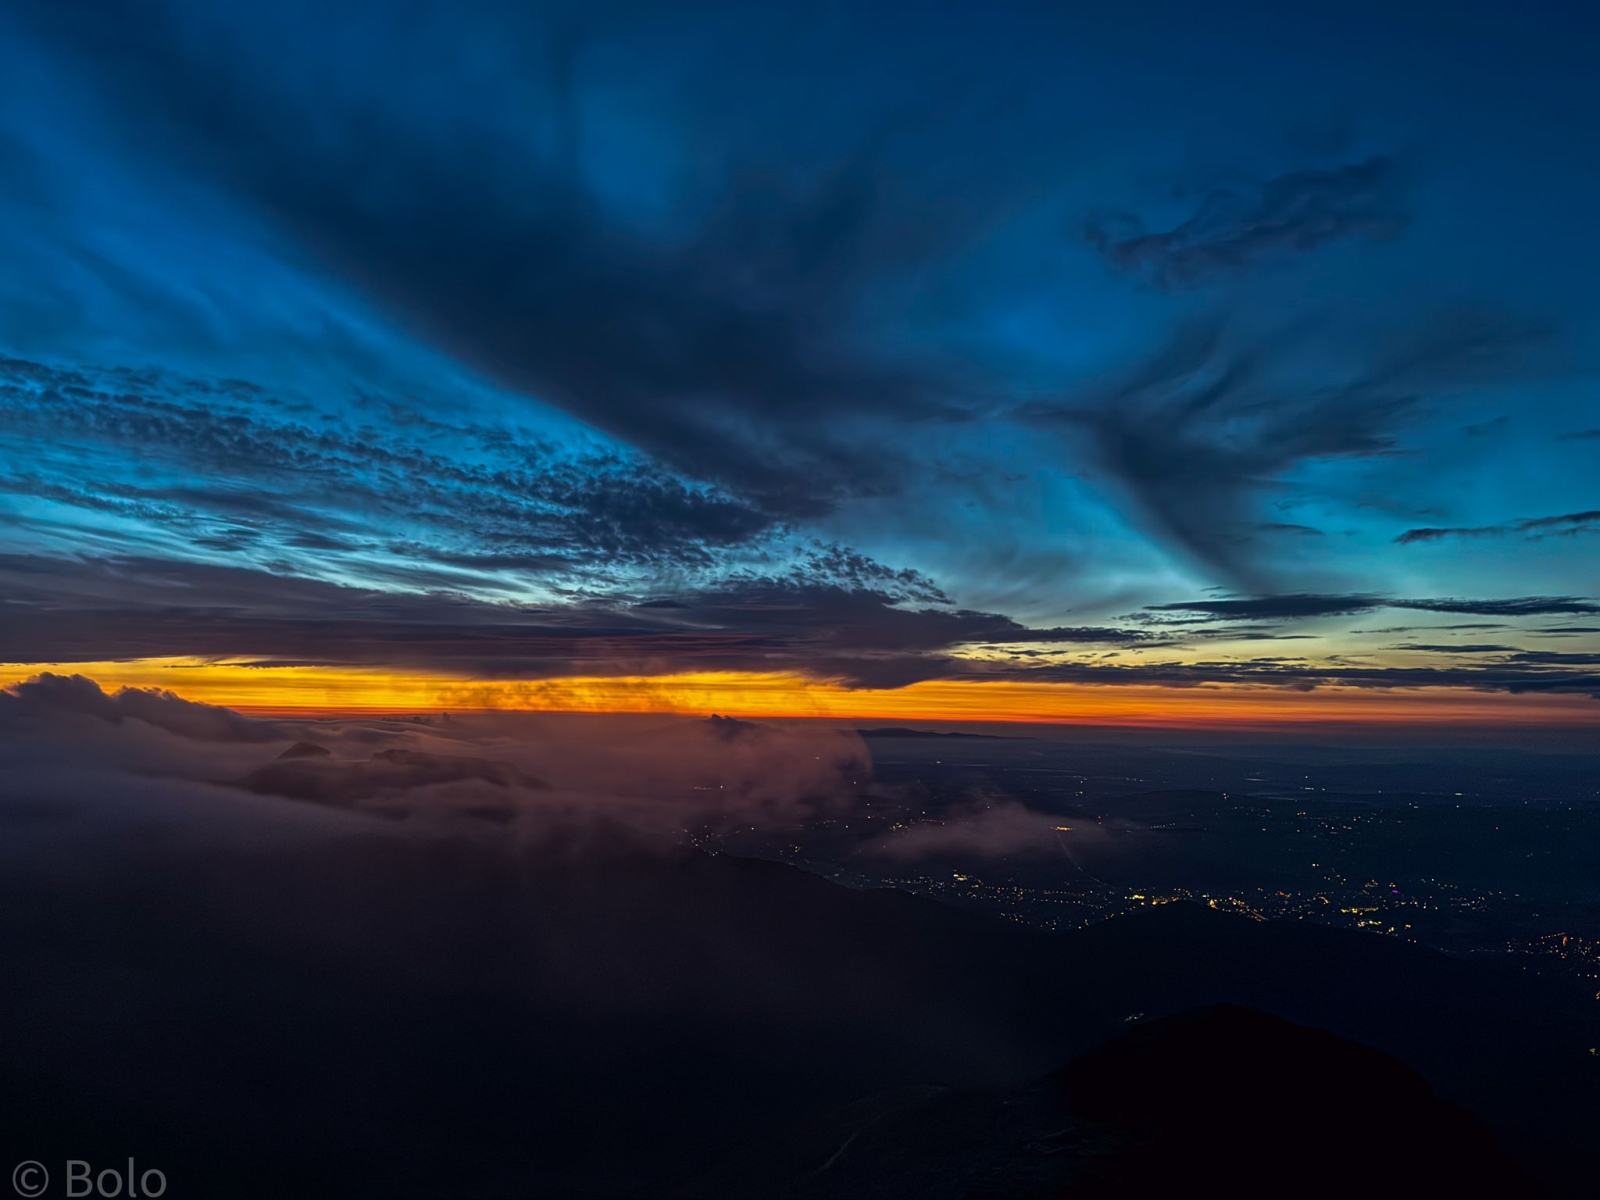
[1,0,1597,707]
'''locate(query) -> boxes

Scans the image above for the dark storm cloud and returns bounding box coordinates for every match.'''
[9,0,988,519]
[1022,311,1543,585]
[1396,510,1600,544]
[0,553,1146,688]
[5,0,1584,601]
[6,553,1597,698]
[0,0,1594,702]
[1084,157,1405,289]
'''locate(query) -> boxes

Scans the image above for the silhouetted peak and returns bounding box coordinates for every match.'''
[276,741,330,759]
[704,714,772,741]
[1053,1004,1525,1197]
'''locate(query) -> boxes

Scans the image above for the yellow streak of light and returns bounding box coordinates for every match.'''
[1,657,1595,728]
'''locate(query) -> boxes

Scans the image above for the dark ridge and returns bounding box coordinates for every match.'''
[685,1004,1528,1198]
[704,714,775,741]
[1052,1003,1527,1197]
[275,741,330,759]
[3,848,1591,1197]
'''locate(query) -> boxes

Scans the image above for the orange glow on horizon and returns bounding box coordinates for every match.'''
[2,657,1595,729]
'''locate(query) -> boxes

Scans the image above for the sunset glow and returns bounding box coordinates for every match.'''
[8,659,1594,728]
[5,3,1600,1194]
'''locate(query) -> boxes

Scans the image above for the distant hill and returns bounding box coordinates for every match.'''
[275,740,330,759]
[704,713,775,740]
[682,1004,1527,1198]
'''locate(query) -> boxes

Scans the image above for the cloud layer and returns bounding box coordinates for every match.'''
[1085,157,1405,288]
[0,0,1596,710]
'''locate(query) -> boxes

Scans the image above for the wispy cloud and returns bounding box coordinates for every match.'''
[1022,310,1544,585]
[1396,510,1600,545]
[1084,157,1405,288]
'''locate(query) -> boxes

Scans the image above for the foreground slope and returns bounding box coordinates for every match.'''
[1,840,1593,1196]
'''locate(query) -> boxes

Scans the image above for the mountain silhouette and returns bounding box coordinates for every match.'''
[1,845,1591,1196]
[681,1004,1528,1198]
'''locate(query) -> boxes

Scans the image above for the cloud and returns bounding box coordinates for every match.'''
[1143,593,1385,621]
[0,685,1130,1194]
[1144,592,1600,622]
[1356,624,1507,634]
[1396,510,1600,544]
[865,796,1079,862]
[7,1,997,522]
[0,552,1147,689]
[1084,157,1405,288]
[1388,644,1518,655]
[980,659,1600,698]
[237,747,546,812]
[1505,650,1600,666]
[0,355,780,578]
[1,671,288,742]
[6,554,1597,698]
[0,1,1582,624]
[1395,596,1600,617]
[1021,311,1542,585]
[1257,522,1324,537]
[0,676,873,836]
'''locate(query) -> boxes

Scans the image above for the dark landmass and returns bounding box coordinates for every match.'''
[2,840,1594,1197]
[276,740,331,759]
[705,714,777,741]
[683,1004,1527,1198]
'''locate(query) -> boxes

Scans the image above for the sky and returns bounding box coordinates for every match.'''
[1,0,1597,725]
